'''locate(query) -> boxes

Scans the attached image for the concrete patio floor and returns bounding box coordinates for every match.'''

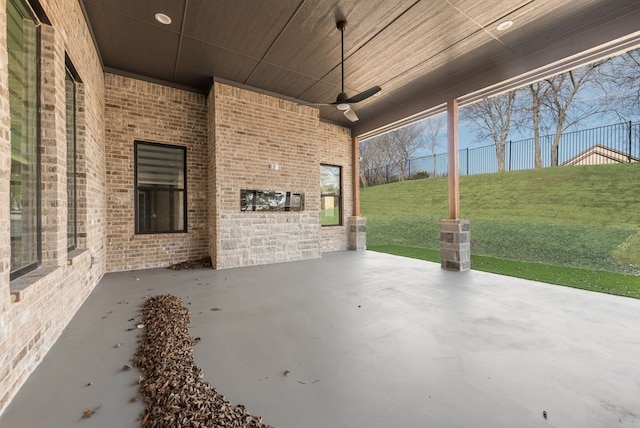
[1,251,639,427]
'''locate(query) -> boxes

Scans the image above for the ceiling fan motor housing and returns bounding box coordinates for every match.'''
[336,91,350,106]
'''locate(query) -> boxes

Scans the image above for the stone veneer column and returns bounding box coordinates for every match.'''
[440,219,470,271]
[348,216,366,251]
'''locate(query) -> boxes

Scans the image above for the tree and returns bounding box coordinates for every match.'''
[360,137,393,186]
[598,48,640,123]
[462,91,517,171]
[364,123,425,181]
[544,61,607,166]
[525,82,549,168]
[423,116,445,177]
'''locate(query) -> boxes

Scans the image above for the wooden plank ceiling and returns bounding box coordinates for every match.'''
[81,0,640,137]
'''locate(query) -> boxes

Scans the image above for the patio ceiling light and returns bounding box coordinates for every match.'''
[496,20,513,31]
[155,13,172,25]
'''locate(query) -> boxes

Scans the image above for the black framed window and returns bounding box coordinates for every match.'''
[65,63,77,251]
[320,164,342,226]
[135,142,186,233]
[8,0,40,278]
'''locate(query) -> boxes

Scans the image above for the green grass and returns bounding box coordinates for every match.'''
[361,163,640,297]
[369,245,640,299]
[363,163,640,226]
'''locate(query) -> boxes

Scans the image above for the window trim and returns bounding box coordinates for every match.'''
[9,0,42,280]
[320,163,342,227]
[134,141,188,234]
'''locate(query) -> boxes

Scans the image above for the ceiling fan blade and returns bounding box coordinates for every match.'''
[344,86,382,104]
[343,106,359,122]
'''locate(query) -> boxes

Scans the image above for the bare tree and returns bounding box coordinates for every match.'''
[525,82,549,168]
[360,138,393,186]
[462,91,517,171]
[544,61,607,166]
[368,123,425,181]
[622,49,640,117]
[423,116,445,177]
[598,48,640,123]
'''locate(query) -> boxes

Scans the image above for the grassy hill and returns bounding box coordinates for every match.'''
[361,163,640,294]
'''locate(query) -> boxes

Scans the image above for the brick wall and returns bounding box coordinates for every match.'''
[0,0,357,416]
[104,74,209,271]
[210,83,322,269]
[319,122,354,252]
[0,0,10,310]
[0,0,106,416]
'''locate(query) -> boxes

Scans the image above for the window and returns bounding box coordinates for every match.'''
[8,0,40,278]
[65,65,77,251]
[135,142,186,233]
[320,164,341,226]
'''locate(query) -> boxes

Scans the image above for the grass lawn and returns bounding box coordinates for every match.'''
[361,163,640,297]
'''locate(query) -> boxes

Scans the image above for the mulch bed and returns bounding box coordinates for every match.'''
[133,294,271,427]
[167,256,213,270]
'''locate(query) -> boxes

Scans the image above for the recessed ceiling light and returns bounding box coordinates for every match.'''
[155,13,172,25]
[496,20,513,31]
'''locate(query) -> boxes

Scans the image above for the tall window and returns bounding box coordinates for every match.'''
[65,66,77,250]
[8,0,40,278]
[320,164,341,226]
[135,142,186,233]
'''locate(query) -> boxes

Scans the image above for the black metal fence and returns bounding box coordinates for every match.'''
[362,121,640,186]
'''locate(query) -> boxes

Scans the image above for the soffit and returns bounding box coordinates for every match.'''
[81,0,640,137]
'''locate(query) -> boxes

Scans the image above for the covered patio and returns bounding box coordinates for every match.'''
[2,251,639,427]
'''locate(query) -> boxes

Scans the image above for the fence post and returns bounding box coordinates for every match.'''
[629,121,633,162]
[508,140,512,171]
[466,148,469,175]
[408,159,411,179]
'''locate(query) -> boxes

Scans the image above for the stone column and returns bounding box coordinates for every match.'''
[440,219,470,271]
[348,216,366,251]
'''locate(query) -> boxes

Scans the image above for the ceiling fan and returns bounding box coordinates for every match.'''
[320,20,381,122]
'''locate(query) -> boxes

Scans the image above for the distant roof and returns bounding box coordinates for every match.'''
[563,144,640,166]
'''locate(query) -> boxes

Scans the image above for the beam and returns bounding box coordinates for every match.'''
[352,135,360,216]
[447,99,460,219]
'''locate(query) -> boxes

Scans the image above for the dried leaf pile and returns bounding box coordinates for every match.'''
[168,256,213,270]
[134,294,271,427]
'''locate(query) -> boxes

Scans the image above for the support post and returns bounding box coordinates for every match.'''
[441,99,470,271]
[447,100,460,219]
[349,135,366,251]
[352,136,360,216]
